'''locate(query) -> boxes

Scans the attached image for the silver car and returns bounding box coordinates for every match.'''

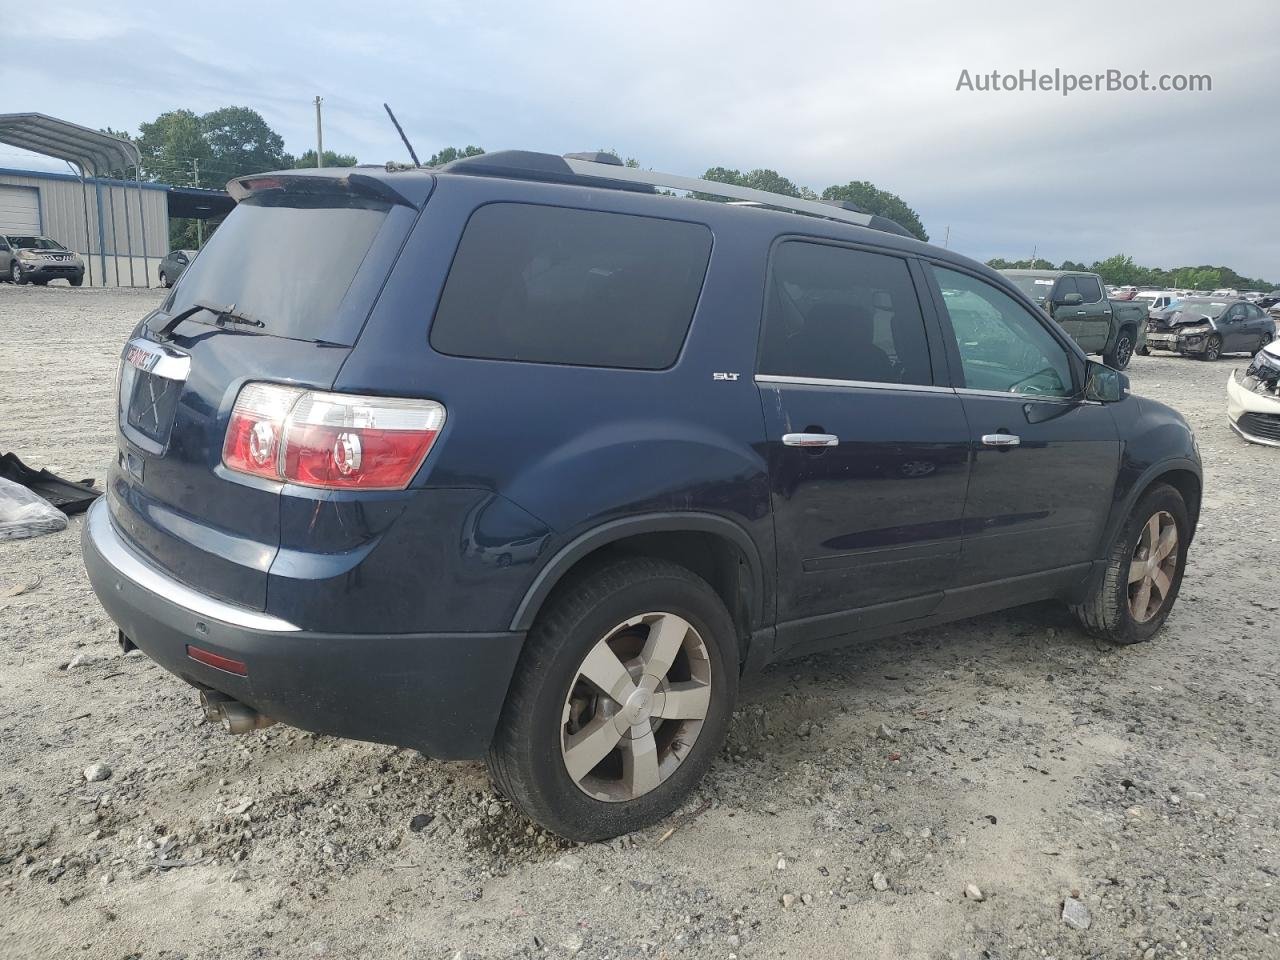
[158,249,197,288]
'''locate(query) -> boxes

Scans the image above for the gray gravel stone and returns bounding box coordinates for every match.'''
[1061,897,1091,930]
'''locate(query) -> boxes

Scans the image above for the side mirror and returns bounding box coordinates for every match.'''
[1060,292,1084,307]
[1085,360,1128,402]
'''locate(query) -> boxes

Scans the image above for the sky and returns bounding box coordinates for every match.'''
[4,0,1278,280]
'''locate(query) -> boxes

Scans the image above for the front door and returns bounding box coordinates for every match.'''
[925,264,1121,588]
[756,240,971,649]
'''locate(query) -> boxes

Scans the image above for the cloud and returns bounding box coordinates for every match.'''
[3,0,1277,276]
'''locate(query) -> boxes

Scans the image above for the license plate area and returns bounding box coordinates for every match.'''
[119,339,191,454]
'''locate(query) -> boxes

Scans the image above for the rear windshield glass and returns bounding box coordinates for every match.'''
[162,195,390,345]
[1008,274,1055,304]
[430,203,712,369]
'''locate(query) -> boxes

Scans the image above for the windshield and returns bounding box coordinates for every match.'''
[1008,275,1055,304]
[8,236,64,250]
[163,194,392,345]
[1170,300,1229,319]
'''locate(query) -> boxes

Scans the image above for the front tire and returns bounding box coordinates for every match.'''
[487,557,738,841]
[1105,328,1136,370]
[12,262,27,285]
[1072,483,1189,644]
[1200,335,1222,361]
[70,275,83,287]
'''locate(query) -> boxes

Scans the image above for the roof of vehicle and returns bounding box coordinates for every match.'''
[233,150,927,242]
[228,152,1030,304]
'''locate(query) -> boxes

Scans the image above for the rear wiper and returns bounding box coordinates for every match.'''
[154,301,265,341]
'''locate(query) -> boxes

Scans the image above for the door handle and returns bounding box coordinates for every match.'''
[1076,310,1087,316]
[981,433,1020,448]
[783,433,839,447]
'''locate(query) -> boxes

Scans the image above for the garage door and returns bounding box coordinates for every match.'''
[0,185,41,234]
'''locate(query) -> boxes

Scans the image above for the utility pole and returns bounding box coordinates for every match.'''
[1029,243,1037,269]
[192,158,203,248]
[314,96,325,168]
[943,225,950,249]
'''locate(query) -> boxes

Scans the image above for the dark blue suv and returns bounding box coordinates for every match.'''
[83,151,1201,840]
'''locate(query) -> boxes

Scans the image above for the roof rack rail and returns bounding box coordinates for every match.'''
[438,150,915,239]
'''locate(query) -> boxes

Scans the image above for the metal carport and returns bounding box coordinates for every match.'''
[0,112,147,287]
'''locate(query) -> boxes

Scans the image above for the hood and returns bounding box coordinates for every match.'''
[1150,307,1216,329]
[17,246,77,258]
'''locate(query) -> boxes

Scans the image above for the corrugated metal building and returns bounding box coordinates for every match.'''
[0,167,168,287]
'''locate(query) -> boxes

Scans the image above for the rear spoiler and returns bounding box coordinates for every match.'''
[227,169,431,209]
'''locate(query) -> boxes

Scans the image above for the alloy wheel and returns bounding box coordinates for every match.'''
[1128,510,1178,623]
[560,612,712,803]
[1115,335,1133,368]
[11,263,20,282]
[1205,337,1222,361]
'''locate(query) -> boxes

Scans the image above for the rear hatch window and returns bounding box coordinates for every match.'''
[430,203,712,369]
[162,185,395,346]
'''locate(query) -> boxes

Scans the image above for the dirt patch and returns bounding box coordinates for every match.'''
[2,285,1278,958]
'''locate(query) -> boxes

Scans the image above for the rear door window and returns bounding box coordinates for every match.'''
[758,241,933,386]
[430,203,712,369]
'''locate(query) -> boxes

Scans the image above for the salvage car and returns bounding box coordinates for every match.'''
[0,233,85,286]
[1145,297,1274,361]
[1227,340,1280,445]
[1001,269,1147,369]
[83,153,1202,841]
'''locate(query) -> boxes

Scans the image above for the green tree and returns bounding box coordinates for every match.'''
[293,149,359,168]
[1089,254,1141,286]
[134,109,211,185]
[821,182,928,242]
[427,145,485,167]
[700,167,817,200]
[201,106,289,182]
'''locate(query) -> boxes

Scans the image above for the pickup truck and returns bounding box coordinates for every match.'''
[1001,269,1147,370]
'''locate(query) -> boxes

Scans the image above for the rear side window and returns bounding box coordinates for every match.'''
[759,241,933,385]
[430,204,712,369]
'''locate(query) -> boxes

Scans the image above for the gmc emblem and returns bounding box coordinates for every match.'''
[126,345,160,372]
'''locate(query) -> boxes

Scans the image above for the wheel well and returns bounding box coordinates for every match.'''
[1150,469,1201,536]
[535,530,757,664]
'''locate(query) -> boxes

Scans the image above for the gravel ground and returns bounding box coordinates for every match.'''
[2,284,1278,960]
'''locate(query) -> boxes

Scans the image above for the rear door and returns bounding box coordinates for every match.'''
[109,175,422,609]
[756,239,971,650]
[924,264,1120,591]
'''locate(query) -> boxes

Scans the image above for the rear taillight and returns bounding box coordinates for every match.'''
[222,383,445,490]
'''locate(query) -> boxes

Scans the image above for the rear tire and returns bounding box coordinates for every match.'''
[159,271,170,288]
[1071,483,1189,644]
[487,557,738,841]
